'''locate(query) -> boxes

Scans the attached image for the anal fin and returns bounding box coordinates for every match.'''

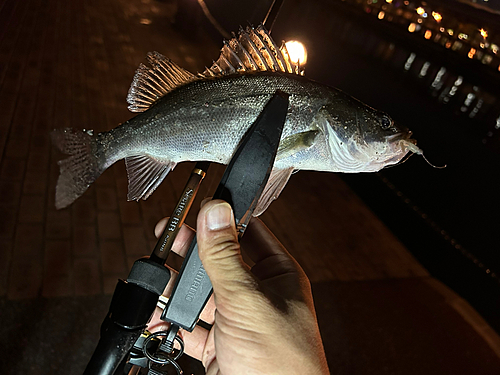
[125,155,176,201]
[253,167,294,217]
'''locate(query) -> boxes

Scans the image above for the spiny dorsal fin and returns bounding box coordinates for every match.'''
[127,52,197,113]
[202,25,304,78]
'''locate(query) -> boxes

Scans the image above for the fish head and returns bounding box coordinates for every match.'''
[320,97,415,172]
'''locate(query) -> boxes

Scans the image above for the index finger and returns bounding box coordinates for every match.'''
[240,217,293,263]
[240,217,303,278]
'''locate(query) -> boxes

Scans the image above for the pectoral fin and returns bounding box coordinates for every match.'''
[253,167,294,217]
[276,129,319,161]
[125,155,176,201]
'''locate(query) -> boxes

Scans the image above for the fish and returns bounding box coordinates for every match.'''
[51,25,419,215]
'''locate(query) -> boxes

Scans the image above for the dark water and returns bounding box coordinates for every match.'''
[185,0,500,330]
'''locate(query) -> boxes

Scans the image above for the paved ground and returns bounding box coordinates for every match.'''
[0,0,499,373]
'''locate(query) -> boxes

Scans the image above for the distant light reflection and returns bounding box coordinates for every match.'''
[424,30,432,39]
[378,11,385,19]
[432,12,442,22]
[419,61,430,77]
[416,7,425,15]
[479,29,488,39]
[404,52,416,70]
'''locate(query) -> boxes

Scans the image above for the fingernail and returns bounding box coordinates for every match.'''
[206,202,232,231]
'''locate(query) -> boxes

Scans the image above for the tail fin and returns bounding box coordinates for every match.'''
[51,128,103,209]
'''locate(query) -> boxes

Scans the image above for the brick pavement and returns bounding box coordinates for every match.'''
[0,0,219,299]
[0,0,430,301]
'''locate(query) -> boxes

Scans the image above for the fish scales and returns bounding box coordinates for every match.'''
[100,73,327,169]
[52,26,416,213]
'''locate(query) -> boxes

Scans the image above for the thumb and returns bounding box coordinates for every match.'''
[197,200,253,296]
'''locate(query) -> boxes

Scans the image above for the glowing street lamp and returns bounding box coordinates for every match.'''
[284,40,308,66]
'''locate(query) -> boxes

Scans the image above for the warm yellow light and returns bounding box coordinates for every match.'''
[480,28,488,38]
[408,23,416,32]
[416,7,425,15]
[447,29,454,36]
[468,48,476,59]
[284,41,308,65]
[424,30,432,39]
[492,44,499,54]
[432,12,442,22]
[386,0,393,3]
[378,11,385,19]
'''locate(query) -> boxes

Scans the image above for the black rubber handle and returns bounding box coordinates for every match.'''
[161,238,211,331]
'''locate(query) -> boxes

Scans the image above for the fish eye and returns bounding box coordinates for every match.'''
[380,115,392,130]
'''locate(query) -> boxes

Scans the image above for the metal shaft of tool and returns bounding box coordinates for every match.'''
[150,161,210,264]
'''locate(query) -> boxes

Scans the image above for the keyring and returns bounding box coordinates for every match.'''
[143,330,185,363]
[147,356,183,375]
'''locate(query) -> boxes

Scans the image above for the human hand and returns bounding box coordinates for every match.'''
[149,200,329,375]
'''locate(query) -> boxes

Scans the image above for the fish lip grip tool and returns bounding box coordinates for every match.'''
[161,90,289,333]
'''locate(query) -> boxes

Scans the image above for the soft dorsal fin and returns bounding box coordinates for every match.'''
[202,25,305,78]
[127,52,197,112]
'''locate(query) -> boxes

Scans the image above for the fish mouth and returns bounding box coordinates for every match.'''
[377,131,416,166]
[385,130,415,144]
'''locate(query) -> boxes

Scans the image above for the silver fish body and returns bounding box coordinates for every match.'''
[52,27,414,212]
[99,72,409,173]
